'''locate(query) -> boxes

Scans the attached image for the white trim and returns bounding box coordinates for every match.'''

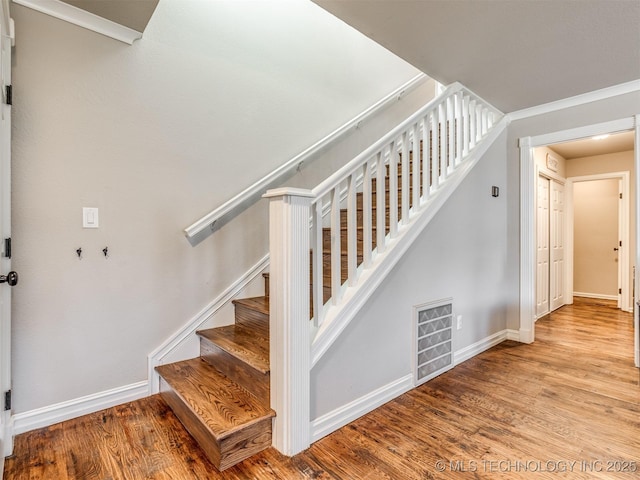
[573,292,619,301]
[506,329,520,342]
[310,374,413,443]
[184,74,430,241]
[12,0,142,44]
[312,117,509,365]
[311,328,513,443]
[453,329,508,365]
[13,381,148,435]
[519,116,638,349]
[635,114,640,368]
[147,254,269,394]
[508,80,640,121]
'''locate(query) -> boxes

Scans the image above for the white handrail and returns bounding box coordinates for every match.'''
[184,73,429,242]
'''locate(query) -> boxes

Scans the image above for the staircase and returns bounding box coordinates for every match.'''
[158,82,505,469]
[155,293,274,471]
[155,146,415,471]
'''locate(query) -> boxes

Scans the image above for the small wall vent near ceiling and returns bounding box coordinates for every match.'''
[414,299,454,386]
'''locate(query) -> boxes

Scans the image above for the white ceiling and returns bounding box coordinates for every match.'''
[313,0,640,113]
[550,130,635,160]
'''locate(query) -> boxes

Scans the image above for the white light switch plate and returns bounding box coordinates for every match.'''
[83,207,99,228]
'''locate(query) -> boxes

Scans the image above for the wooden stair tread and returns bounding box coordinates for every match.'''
[198,325,269,374]
[232,296,269,316]
[156,358,274,437]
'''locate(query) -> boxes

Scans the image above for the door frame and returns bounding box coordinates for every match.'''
[566,172,630,311]
[0,0,11,464]
[519,115,639,369]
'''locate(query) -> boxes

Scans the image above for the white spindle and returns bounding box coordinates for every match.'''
[376,152,386,254]
[330,187,342,304]
[462,94,470,156]
[439,102,447,181]
[455,92,463,166]
[411,124,420,211]
[346,174,357,286]
[476,104,482,142]
[362,161,372,268]
[422,113,431,198]
[312,199,323,327]
[469,99,477,149]
[481,108,488,136]
[401,132,410,224]
[447,95,455,175]
[389,141,399,238]
[432,106,440,190]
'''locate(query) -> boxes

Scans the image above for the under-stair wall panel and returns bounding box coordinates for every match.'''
[311,129,508,421]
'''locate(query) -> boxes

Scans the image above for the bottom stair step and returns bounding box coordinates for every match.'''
[156,358,275,471]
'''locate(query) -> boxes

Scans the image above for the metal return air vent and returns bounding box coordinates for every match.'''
[414,299,454,385]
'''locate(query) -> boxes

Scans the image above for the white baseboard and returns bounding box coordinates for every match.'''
[506,329,520,342]
[310,328,516,444]
[453,329,508,365]
[147,254,269,394]
[13,381,148,435]
[310,374,413,443]
[573,292,618,301]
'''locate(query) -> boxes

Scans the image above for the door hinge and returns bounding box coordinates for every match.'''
[619,288,622,295]
[4,237,11,259]
[620,193,623,199]
[4,390,11,411]
[5,85,12,106]
[620,240,622,247]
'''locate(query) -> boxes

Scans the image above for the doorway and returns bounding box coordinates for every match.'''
[519,116,639,369]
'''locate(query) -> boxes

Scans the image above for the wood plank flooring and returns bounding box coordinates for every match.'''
[5,297,639,479]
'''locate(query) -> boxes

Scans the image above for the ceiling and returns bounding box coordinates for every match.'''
[313,0,640,113]
[549,130,635,160]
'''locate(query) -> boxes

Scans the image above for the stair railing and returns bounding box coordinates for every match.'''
[308,82,500,327]
[264,82,503,455]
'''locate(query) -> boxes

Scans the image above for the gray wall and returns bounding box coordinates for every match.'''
[312,130,509,418]
[10,0,424,413]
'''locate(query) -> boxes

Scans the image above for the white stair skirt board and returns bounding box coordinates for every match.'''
[148,254,269,394]
[13,381,148,435]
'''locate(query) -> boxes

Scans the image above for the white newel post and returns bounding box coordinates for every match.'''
[263,187,312,456]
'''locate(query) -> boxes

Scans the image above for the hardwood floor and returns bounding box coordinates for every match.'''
[5,297,639,479]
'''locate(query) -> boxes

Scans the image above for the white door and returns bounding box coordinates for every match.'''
[536,175,550,317]
[0,0,13,462]
[550,180,565,311]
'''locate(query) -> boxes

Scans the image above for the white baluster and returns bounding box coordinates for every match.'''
[346,173,357,286]
[447,95,454,175]
[455,92,463,166]
[469,99,477,149]
[439,102,447,180]
[401,131,410,225]
[411,123,420,212]
[422,113,431,198]
[389,141,399,238]
[432,106,440,190]
[476,103,482,142]
[330,186,342,304]
[481,108,488,136]
[462,94,470,156]
[376,152,386,254]
[362,161,372,268]
[312,199,323,327]
[264,187,312,456]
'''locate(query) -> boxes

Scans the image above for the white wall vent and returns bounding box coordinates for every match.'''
[413,299,454,386]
